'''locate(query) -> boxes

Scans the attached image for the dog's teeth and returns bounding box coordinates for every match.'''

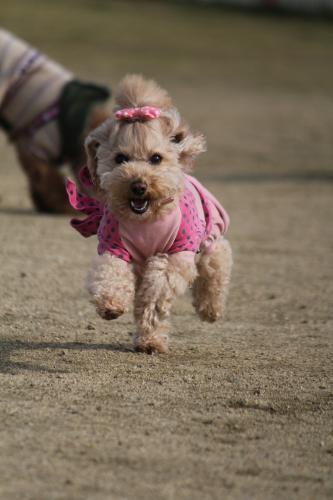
[130,199,149,214]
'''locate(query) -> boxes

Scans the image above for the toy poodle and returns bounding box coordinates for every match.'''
[0,28,110,213]
[66,74,232,353]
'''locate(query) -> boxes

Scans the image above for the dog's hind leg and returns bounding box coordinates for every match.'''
[192,238,232,322]
[17,151,72,214]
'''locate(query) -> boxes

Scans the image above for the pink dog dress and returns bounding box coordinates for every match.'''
[66,166,229,265]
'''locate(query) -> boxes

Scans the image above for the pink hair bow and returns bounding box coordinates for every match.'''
[115,106,161,122]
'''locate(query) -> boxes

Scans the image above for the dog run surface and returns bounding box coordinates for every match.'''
[1,2,333,499]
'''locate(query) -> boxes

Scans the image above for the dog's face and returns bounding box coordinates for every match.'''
[85,76,206,222]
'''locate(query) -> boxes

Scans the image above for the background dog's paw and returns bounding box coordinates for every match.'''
[95,296,125,320]
[133,334,169,354]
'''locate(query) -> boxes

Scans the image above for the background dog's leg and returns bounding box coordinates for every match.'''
[86,253,135,320]
[18,151,72,213]
[133,253,197,354]
[192,238,233,322]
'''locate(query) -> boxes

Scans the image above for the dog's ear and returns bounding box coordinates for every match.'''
[84,135,100,187]
[84,119,113,187]
[172,124,206,171]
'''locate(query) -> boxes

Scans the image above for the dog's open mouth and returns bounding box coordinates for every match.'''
[130,198,149,214]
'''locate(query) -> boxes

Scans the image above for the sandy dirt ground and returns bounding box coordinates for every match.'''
[1,135,332,500]
[1,2,333,499]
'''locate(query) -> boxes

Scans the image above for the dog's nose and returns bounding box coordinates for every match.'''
[131,181,147,196]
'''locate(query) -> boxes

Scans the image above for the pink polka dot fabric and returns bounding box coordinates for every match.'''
[169,188,205,254]
[66,177,131,262]
[169,175,230,255]
[66,168,229,263]
[97,212,131,262]
[66,178,102,238]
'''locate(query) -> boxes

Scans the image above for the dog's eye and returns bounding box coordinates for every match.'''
[149,154,162,165]
[115,153,129,164]
[171,133,184,144]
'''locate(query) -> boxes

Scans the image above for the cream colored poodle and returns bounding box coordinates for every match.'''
[67,74,232,353]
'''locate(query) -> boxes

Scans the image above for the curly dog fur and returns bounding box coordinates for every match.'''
[83,74,232,353]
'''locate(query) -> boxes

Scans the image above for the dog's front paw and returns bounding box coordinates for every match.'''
[133,333,169,354]
[94,296,125,320]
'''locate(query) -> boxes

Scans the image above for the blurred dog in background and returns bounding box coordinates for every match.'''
[0,28,110,213]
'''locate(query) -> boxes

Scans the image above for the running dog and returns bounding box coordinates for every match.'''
[67,74,232,353]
